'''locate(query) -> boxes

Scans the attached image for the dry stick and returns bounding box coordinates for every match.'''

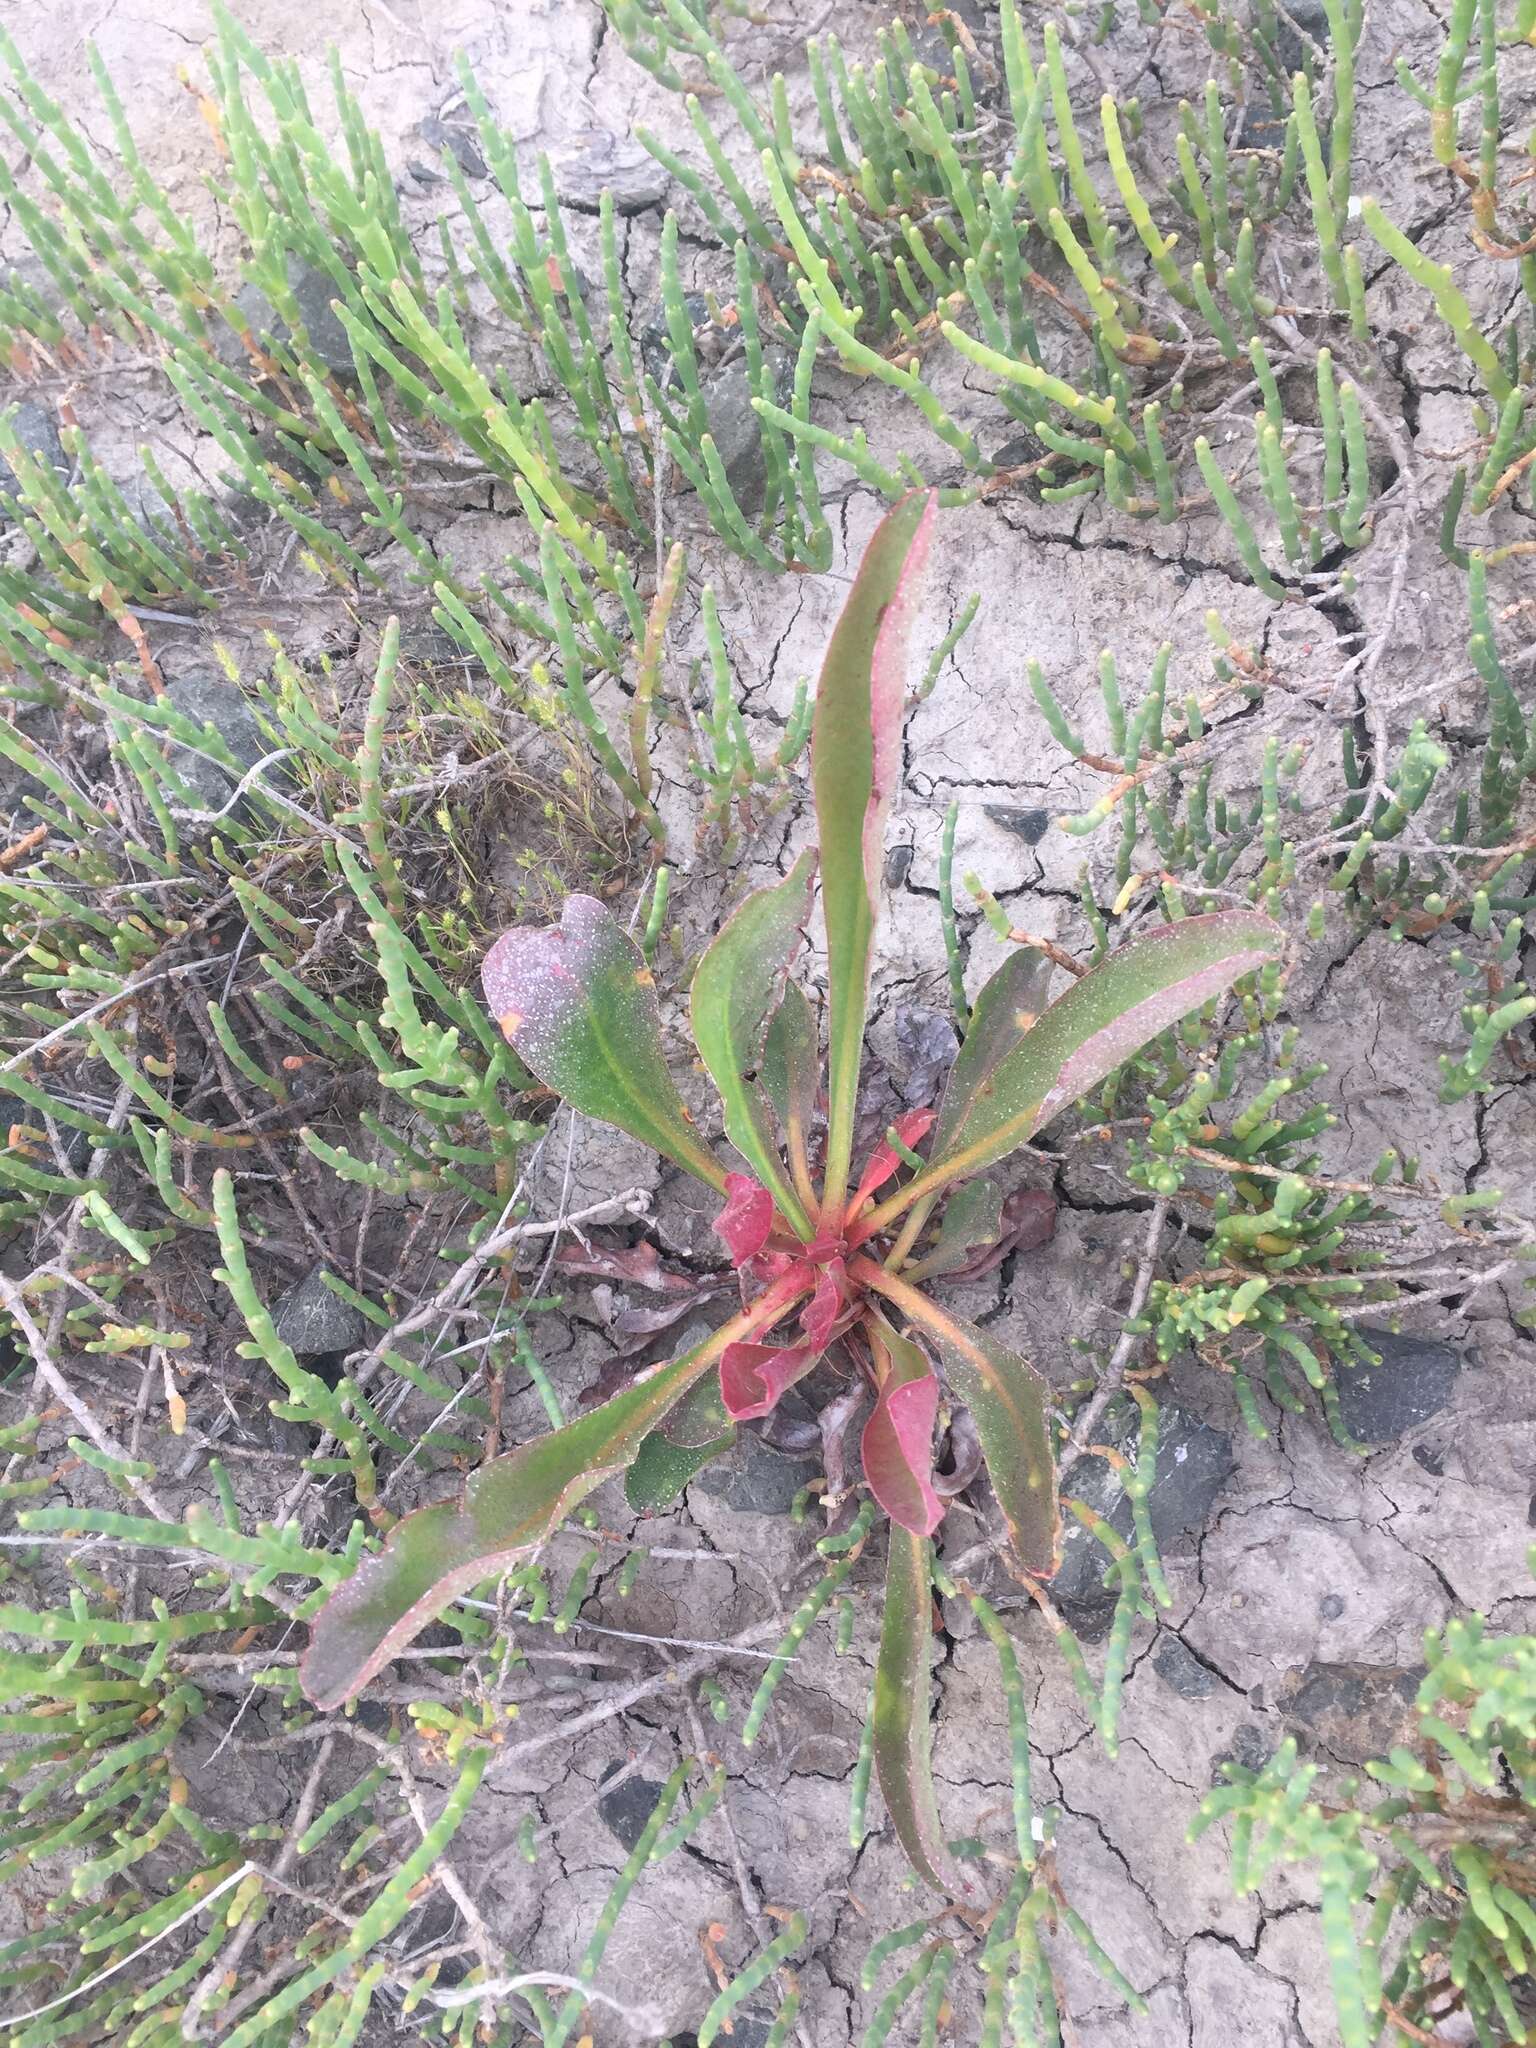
[1063,1198,1170,1461]
[0,958,225,1074]
[0,1271,175,1522]
[0,1862,259,2033]
[392,1741,504,2032]
[274,1183,653,1524]
[681,1701,817,2048]
[180,1734,336,2041]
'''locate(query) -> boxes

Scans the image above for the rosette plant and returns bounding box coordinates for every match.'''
[303,494,1282,1892]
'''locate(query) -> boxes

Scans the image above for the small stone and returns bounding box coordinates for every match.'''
[1050,1400,1236,1640]
[983,804,1051,846]
[551,131,668,216]
[1279,1660,1422,1765]
[0,399,68,519]
[415,115,488,180]
[1267,0,1331,77]
[885,842,915,889]
[598,1763,671,1853]
[698,348,793,516]
[991,432,1042,471]
[1317,1592,1346,1621]
[214,257,355,382]
[695,1428,820,1517]
[1153,1635,1217,1700]
[1333,1327,1464,1443]
[162,673,280,819]
[395,618,468,667]
[271,1266,370,1381]
[1211,1723,1274,1782]
[639,293,711,391]
[894,1005,959,1109]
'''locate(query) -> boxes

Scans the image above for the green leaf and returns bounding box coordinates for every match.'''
[918,910,1285,1196]
[305,1327,736,1708]
[625,1424,734,1511]
[813,489,937,1215]
[627,1369,739,1506]
[690,850,817,1236]
[906,1177,1007,1280]
[761,980,820,1204]
[482,893,724,1190]
[878,1277,1057,1574]
[874,1527,981,1901]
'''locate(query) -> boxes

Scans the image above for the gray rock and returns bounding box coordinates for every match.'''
[598,1764,671,1853]
[161,672,279,817]
[695,1429,820,1518]
[0,399,67,516]
[1050,1400,1236,1639]
[214,257,355,381]
[639,292,711,391]
[1333,1328,1463,1443]
[1267,0,1331,77]
[1153,1634,1217,1700]
[894,1004,959,1108]
[1211,1722,1275,1783]
[414,115,487,180]
[551,131,668,216]
[699,348,793,516]
[983,804,1051,846]
[1279,1659,1421,1765]
[271,1266,369,1372]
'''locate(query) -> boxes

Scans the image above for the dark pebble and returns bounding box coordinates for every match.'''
[695,1430,820,1517]
[983,804,1051,846]
[1153,1634,1217,1700]
[1050,1400,1236,1641]
[598,1764,672,1853]
[1333,1327,1464,1443]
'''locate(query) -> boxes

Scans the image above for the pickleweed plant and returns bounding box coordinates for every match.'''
[301,492,1283,1894]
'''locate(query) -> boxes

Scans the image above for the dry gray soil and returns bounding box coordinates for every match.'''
[2,0,1534,2043]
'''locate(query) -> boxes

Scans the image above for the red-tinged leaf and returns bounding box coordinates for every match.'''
[814,490,937,1215]
[857,1262,1057,1575]
[803,1257,846,1350]
[720,1340,821,1420]
[913,910,1286,1200]
[861,1321,944,1536]
[302,1275,809,1709]
[849,1107,936,1217]
[874,1526,981,1900]
[715,1173,776,1266]
[483,895,724,1191]
[690,852,817,1237]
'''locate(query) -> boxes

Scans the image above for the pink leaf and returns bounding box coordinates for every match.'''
[849,1106,936,1218]
[715,1173,775,1266]
[802,1257,847,1350]
[720,1341,822,1421]
[862,1351,944,1537]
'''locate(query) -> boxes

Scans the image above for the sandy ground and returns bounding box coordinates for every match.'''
[2,0,1535,2042]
